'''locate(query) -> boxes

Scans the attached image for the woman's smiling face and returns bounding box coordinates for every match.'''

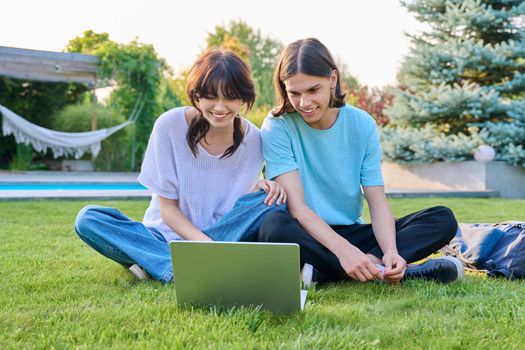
[196,88,242,129]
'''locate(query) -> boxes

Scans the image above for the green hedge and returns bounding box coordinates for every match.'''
[51,101,132,171]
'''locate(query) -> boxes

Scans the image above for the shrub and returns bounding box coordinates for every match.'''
[8,144,34,171]
[380,125,480,163]
[246,106,269,128]
[346,86,393,125]
[51,102,132,171]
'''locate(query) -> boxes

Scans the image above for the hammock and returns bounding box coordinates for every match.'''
[0,100,143,159]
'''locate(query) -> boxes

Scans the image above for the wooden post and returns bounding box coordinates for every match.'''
[131,123,136,171]
[91,75,97,131]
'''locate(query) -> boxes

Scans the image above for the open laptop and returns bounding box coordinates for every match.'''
[169,241,307,314]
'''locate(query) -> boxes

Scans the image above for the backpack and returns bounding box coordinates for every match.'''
[441,221,525,279]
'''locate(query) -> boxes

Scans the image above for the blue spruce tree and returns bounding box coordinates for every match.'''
[383,0,525,167]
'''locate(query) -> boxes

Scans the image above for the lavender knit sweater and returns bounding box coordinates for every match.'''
[138,107,263,241]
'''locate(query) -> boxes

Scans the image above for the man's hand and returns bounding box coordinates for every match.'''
[336,243,384,282]
[382,251,406,284]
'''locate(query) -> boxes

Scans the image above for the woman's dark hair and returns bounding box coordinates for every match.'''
[186,49,256,158]
[272,38,345,117]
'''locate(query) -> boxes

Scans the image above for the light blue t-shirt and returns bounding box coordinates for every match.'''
[260,104,384,225]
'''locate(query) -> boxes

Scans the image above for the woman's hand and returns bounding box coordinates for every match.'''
[257,179,287,206]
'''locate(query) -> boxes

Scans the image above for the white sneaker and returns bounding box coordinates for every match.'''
[301,263,314,288]
[129,264,150,281]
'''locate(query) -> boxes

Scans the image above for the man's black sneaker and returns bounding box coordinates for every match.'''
[404,256,464,284]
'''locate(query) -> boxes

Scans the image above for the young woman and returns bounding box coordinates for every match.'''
[75,49,286,283]
[259,38,463,285]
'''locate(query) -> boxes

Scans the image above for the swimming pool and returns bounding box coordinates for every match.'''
[0,182,147,191]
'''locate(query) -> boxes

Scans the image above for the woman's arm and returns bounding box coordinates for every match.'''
[157,196,212,241]
[275,171,383,282]
[363,186,406,283]
[158,178,285,241]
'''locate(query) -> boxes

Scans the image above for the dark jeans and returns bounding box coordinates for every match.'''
[258,206,458,282]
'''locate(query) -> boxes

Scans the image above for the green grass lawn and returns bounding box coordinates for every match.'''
[1,198,524,349]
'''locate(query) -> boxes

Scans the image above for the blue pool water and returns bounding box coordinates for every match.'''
[0,183,147,191]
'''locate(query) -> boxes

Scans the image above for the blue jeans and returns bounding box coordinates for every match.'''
[74,190,287,283]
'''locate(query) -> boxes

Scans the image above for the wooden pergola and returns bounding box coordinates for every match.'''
[0,46,101,130]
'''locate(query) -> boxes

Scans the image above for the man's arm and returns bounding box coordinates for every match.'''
[275,171,382,282]
[363,186,406,283]
[158,196,212,241]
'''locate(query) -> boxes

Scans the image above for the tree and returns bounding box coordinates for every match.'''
[206,20,283,109]
[65,30,110,53]
[66,30,166,170]
[338,61,393,125]
[384,0,525,166]
[158,77,184,112]
[338,61,361,93]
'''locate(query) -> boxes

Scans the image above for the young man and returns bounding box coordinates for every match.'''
[259,38,463,285]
